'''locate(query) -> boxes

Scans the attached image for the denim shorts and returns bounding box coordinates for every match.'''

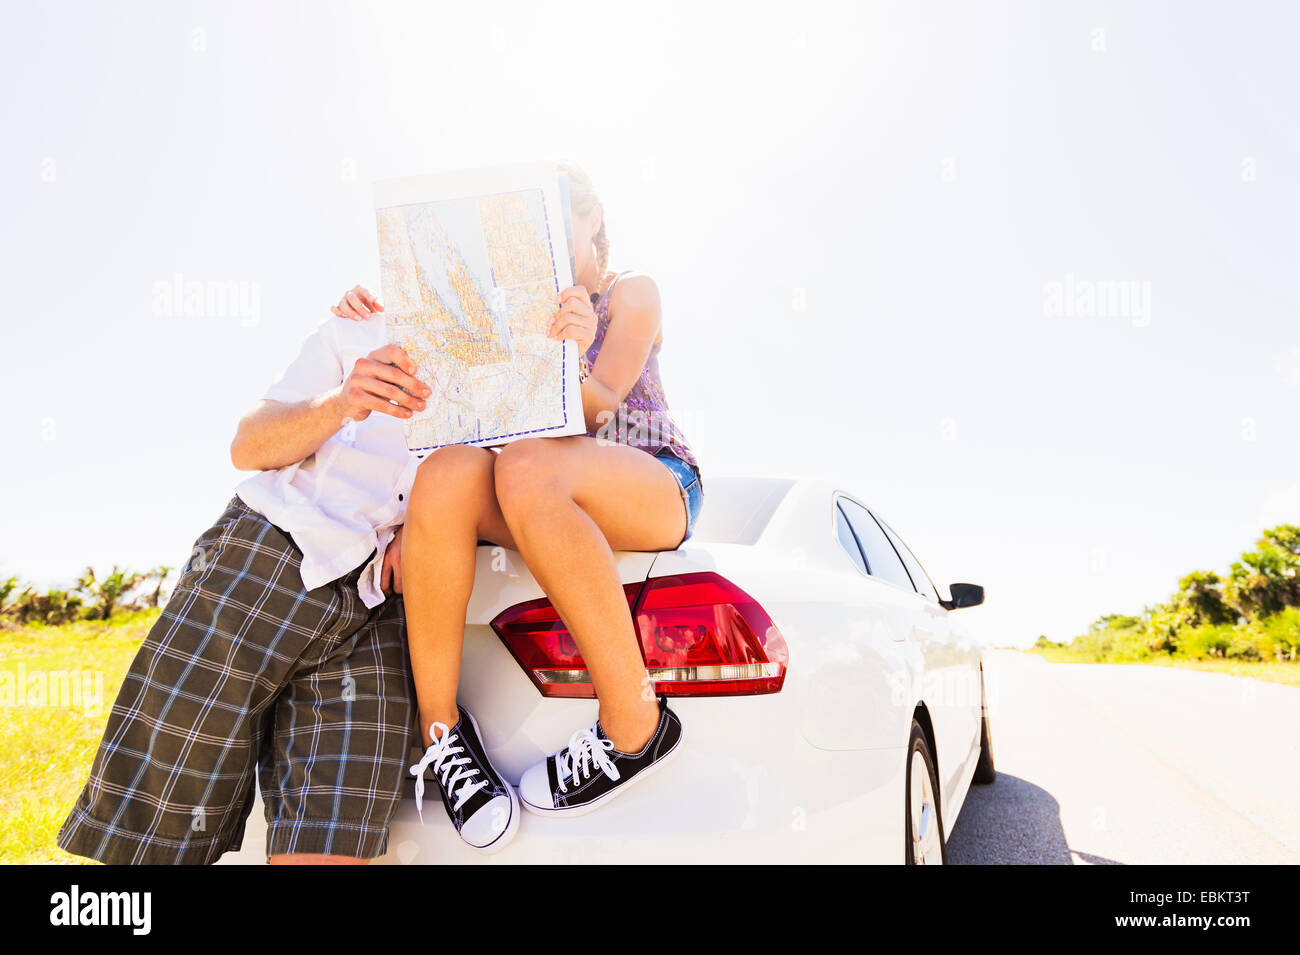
[654,448,703,544]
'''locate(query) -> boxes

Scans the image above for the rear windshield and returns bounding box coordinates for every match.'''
[690,477,795,545]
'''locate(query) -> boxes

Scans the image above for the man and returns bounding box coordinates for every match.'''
[58,287,430,864]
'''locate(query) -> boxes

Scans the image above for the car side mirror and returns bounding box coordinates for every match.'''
[942,582,984,610]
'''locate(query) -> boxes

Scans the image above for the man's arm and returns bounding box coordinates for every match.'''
[230,343,430,472]
[230,392,351,472]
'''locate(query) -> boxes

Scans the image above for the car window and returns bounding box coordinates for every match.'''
[838,497,915,592]
[834,504,868,574]
[875,514,941,603]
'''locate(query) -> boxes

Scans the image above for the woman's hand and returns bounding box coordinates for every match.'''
[550,286,598,353]
[331,285,384,321]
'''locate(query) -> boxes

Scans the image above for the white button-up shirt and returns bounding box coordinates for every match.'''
[236,316,420,609]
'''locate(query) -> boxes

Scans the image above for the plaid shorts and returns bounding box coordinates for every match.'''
[57,497,417,864]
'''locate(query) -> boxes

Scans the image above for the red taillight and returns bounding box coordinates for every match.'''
[490,572,788,698]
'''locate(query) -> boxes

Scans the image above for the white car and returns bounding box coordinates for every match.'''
[224,476,994,865]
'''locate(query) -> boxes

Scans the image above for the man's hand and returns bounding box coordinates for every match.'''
[380,526,404,596]
[550,286,598,353]
[334,344,431,422]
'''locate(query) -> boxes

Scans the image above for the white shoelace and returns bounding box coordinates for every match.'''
[556,725,619,793]
[408,721,489,821]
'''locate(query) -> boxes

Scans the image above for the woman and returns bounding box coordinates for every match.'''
[332,161,701,853]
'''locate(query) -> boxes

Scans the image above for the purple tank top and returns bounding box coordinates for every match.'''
[585,272,700,471]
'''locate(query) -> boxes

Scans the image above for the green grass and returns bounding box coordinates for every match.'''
[0,609,157,864]
[1025,645,1300,687]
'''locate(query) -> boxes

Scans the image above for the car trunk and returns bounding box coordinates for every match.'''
[445,545,661,780]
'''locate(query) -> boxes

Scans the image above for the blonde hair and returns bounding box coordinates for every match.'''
[557,160,610,291]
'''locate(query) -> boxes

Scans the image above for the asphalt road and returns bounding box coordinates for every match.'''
[946,651,1300,864]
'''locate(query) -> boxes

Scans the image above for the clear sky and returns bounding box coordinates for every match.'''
[2,0,1297,647]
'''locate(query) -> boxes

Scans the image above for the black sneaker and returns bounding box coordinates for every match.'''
[409,705,519,853]
[519,697,683,816]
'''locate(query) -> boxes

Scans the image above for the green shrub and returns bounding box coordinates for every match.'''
[1225,631,1263,660]
[1062,525,1300,667]
[1176,624,1235,659]
[1258,607,1300,662]
[1066,620,1156,662]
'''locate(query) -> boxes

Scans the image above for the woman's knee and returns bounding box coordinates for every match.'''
[494,438,567,512]
[408,445,495,521]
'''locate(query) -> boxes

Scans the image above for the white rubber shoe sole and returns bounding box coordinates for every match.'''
[418,709,521,855]
[468,783,520,855]
[519,727,684,819]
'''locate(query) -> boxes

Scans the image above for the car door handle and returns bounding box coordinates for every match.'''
[912,625,935,641]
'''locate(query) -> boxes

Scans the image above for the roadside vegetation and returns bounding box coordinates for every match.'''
[1,565,171,627]
[1030,525,1300,686]
[1,567,170,863]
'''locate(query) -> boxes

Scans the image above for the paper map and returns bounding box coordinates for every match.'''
[374,162,583,452]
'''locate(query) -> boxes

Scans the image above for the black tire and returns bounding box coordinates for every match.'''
[972,668,996,785]
[904,718,947,865]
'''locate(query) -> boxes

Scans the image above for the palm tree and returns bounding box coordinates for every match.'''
[11,585,39,624]
[10,586,82,625]
[77,565,145,621]
[40,588,83,625]
[145,565,173,608]
[1225,525,1300,619]
[0,575,22,620]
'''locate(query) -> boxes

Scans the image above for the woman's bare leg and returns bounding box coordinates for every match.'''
[493,436,687,753]
[402,445,514,746]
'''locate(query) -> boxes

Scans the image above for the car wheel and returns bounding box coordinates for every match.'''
[972,668,996,785]
[904,718,947,865]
